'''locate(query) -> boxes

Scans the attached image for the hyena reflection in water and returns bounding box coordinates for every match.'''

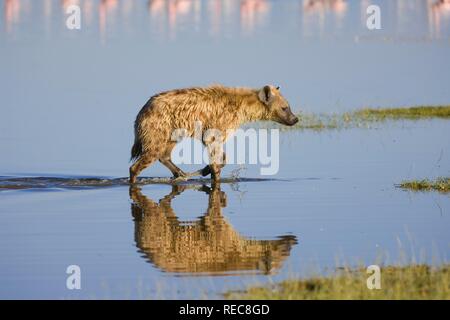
[129,185,297,275]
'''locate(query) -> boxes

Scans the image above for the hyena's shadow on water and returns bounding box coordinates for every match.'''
[129,184,297,276]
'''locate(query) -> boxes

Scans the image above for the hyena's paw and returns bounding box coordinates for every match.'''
[171,175,189,183]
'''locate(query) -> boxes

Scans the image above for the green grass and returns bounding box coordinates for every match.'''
[258,105,450,131]
[398,177,450,193]
[351,105,450,121]
[225,264,450,300]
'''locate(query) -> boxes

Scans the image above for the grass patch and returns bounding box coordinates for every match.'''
[225,264,450,300]
[257,105,450,131]
[398,177,450,193]
[352,105,450,121]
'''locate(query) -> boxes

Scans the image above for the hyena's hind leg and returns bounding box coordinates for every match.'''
[159,158,189,181]
[158,142,189,182]
[129,154,157,184]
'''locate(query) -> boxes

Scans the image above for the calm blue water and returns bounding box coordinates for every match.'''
[0,0,449,299]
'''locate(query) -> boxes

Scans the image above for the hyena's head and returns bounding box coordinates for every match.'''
[258,85,299,126]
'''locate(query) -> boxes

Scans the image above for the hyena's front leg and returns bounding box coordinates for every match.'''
[188,131,226,182]
[189,152,226,178]
[208,143,226,184]
[189,165,211,177]
[210,164,221,185]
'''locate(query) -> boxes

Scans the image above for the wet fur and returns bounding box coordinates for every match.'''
[129,85,295,183]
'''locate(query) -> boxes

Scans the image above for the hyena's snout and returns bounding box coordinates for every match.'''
[282,108,299,126]
[287,114,299,126]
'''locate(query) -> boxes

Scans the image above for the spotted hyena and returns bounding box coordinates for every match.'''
[129,85,298,184]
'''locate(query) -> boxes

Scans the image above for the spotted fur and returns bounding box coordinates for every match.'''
[129,85,297,183]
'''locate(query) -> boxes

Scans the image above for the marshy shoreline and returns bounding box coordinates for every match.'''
[257,105,450,131]
[225,264,450,300]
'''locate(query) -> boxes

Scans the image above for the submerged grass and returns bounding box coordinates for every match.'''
[225,264,450,300]
[398,177,450,193]
[259,105,450,131]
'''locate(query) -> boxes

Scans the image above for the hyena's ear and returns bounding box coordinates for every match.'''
[258,85,274,105]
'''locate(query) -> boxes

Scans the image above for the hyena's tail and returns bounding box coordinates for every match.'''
[130,127,143,162]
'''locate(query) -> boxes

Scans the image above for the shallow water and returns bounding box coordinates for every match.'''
[1,120,449,299]
[1,0,450,299]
